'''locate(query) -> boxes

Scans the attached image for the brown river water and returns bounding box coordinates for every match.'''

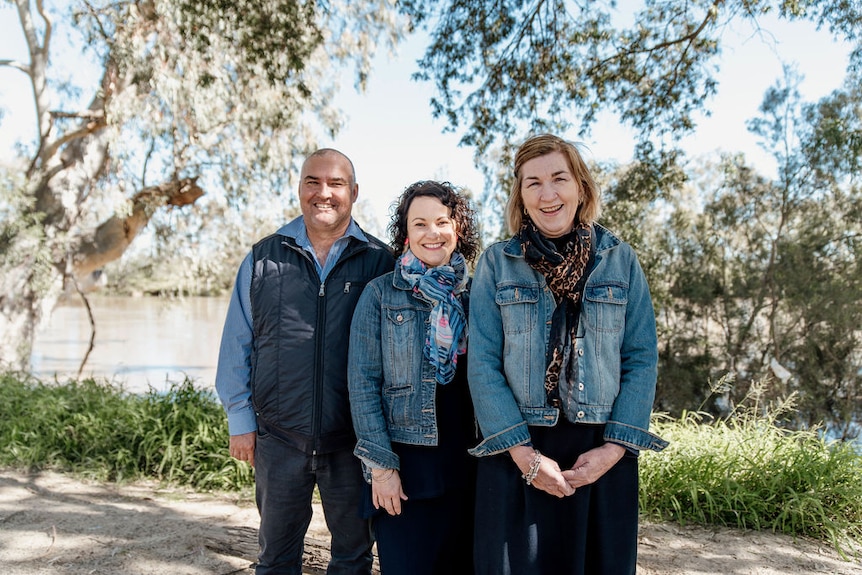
[30,295,229,394]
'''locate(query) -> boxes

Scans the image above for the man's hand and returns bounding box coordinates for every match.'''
[229,431,256,468]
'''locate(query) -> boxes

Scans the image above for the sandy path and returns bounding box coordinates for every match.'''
[1,469,859,574]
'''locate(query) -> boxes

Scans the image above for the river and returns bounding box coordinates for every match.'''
[30,295,229,394]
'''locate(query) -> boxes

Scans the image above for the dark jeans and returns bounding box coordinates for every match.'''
[254,429,374,575]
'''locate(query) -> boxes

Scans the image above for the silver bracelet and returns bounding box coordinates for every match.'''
[371,469,395,482]
[523,450,542,485]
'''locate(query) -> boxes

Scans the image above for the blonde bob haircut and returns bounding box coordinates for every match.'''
[504,134,602,235]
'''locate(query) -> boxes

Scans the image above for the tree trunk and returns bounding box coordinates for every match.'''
[0,1,205,374]
[0,234,64,373]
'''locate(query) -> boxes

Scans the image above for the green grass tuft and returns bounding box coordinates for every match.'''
[640,377,862,559]
[0,372,253,491]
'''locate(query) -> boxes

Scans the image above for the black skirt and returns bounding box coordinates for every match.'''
[473,421,639,575]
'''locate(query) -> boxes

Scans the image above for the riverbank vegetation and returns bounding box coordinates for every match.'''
[0,373,252,491]
[0,372,859,558]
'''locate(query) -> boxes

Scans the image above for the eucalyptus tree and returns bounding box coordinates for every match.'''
[753,70,862,436]
[4,0,862,377]
[0,0,407,370]
[652,70,862,432]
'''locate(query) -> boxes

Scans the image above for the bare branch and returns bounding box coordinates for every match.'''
[0,59,30,73]
[34,0,52,59]
[39,112,107,161]
[15,0,53,161]
[594,1,720,72]
[71,177,205,278]
[49,110,106,121]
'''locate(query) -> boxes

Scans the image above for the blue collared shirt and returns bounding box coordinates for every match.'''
[214,216,370,435]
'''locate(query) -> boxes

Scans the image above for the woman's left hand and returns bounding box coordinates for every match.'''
[561,443,626,489]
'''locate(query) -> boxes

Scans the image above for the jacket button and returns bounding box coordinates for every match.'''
[396,314,403,322]
[577,411,585,419]
[578,383,584,391]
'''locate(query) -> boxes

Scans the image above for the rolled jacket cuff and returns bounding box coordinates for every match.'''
[353,439,399,470]
[468,420,533,457]
[604,420,668,453]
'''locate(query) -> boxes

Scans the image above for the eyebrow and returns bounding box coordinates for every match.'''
[525,169,569,181]
[410,214,450,223]
[303,175,349,184]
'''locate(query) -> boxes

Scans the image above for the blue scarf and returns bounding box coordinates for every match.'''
[397,249,468,385]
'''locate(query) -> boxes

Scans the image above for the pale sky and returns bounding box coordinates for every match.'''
[1,8,854,236]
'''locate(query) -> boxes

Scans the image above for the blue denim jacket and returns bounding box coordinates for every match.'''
[348,270,468,472]
[467,224,667,456]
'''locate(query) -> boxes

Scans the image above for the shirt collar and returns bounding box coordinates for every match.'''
[278,216,368,245]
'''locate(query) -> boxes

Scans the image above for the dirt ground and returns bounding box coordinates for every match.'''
[1,469,860,575]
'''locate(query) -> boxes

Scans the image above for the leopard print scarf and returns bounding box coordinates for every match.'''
[520,216,593,407]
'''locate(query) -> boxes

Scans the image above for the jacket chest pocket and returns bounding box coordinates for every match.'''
[382,306,422,426]
[384,306,420,383]
[583,284,627,333]
[496,284,539,334]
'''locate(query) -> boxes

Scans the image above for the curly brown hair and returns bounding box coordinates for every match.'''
[388,180,481,264]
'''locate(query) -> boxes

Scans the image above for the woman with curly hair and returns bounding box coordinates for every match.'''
[348,180,482,575]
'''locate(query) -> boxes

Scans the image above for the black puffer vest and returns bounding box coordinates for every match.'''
[250,230,394,454]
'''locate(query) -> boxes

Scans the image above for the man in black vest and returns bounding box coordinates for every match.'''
[216,148,395,574]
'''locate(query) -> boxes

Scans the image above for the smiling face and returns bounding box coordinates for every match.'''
[519,150,581,238]
[406,195,458,268]
[298,151,358,238]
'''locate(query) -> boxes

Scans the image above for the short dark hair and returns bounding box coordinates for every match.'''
[389,180,481,263]
[305,148,356,187]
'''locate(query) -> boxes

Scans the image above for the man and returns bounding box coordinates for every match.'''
[215,148,394,574]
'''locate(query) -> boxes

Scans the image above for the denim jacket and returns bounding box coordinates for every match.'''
[467,224,667,456]
[348,270,470,473]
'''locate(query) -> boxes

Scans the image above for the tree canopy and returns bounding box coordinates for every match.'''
[405,0,861,174]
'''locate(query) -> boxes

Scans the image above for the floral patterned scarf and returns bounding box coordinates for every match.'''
[397,249,468,385]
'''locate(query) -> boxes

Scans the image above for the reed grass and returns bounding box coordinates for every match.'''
[0,372,253,491]
[640,376,862,558]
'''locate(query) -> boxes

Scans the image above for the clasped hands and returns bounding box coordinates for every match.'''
[511,442,626,498]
